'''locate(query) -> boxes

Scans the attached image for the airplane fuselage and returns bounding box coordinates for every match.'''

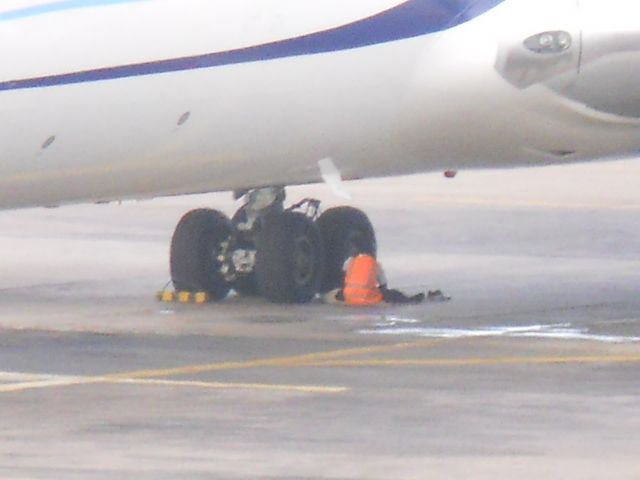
[0,0,638,209]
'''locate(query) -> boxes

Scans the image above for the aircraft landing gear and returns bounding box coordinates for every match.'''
[168,187,376,304]
[255,210,324,303]
[169,208,234,301]
[316,206,377,293]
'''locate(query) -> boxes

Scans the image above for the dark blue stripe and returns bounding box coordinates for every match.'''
[0,0,504,92]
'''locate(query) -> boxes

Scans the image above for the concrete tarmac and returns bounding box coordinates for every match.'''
[1,161,640,479]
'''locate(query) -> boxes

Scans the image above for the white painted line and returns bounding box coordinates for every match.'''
[0,371,347,395]
[114,378,348,394]
[0,371,60,382]
[0,376,95,393]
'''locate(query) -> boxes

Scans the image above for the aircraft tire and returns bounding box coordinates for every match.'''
[255,211,324,304]
[232,275,259,296]
[170,208,232,300]
[316,207,377,293]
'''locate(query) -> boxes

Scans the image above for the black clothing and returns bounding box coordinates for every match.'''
[380,287,425,304]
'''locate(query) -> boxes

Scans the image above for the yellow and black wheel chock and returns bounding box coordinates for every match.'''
[156,290,210,305]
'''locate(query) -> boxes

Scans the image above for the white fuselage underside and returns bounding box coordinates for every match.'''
[0,0,638,209]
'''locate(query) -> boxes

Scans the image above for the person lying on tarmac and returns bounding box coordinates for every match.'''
[336,252,425,306]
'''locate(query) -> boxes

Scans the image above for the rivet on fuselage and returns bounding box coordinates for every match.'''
[177,112,191,126]
[41,135,56,149]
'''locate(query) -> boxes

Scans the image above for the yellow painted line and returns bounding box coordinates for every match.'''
[402,194,640,211]
[3,352,638,394]
[296,355,640,368]
[0,340,439,394]
[104,340,442,381]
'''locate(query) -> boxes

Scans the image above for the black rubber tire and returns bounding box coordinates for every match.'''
[170,208,232,300]
[316,206,377,293]
[232,275,259,296]
[255,212,325,304]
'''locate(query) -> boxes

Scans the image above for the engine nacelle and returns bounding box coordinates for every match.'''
[495,0,640,119]
[566,0,640,118]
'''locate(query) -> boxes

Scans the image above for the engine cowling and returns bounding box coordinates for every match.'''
[565,0,640,118]
[495,0,640,119]
[494,0,580,90]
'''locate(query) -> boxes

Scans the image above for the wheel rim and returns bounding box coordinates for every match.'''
[207,235,229,280]
[292,235,316,286]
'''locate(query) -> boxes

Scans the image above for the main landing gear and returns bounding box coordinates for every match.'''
[169,187,377,304]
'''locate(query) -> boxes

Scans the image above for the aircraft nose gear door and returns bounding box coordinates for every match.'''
[564,0,640,118]
[495,0,580,90]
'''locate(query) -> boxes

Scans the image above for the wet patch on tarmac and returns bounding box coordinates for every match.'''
[360,320,640,343]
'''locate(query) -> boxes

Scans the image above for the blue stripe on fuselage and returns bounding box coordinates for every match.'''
[0,0,149,21]
[0,0,505,92]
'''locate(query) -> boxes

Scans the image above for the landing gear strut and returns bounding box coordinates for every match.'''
[169,187,376,304]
